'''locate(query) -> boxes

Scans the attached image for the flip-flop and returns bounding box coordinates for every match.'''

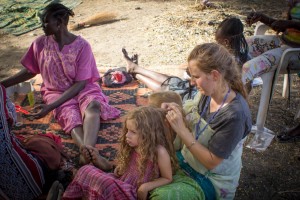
[122,48,138,64]
[131,54,138,65]
[46,181,60,200]
[122,48,131,62]
[276,131,300,143]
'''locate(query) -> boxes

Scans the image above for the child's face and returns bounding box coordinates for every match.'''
[125,119,140,148]
[215,33,230,50]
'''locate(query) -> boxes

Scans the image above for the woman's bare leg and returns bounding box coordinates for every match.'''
[71,101,101,165]
[71,127,84,147]
[82,101,101,147]
[71,126,89,165]
[134,66,170,83]
[123,52,170,83]
[135,74,167,92]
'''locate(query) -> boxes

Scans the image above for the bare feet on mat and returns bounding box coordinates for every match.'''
[122,48,138,73]
[79,154,90,166]
[46,181,64,200]
[81,145,113,171]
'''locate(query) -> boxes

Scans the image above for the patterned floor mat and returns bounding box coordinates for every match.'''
[11,80,149,168]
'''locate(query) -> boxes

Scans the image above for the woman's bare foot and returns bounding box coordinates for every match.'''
[122,48,138,73]
[81,145,113,171]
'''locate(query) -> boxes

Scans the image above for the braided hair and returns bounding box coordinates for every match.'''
[215,17,249,66]
[41,3,74,25]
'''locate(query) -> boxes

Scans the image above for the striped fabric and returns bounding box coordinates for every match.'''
[63,151,158,200]
[0,85,45,200]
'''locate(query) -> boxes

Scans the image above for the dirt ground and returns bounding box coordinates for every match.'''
[0,0,299,199]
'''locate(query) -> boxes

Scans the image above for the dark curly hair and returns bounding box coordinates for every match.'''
[215,17,249,66]
[40,3,74,25]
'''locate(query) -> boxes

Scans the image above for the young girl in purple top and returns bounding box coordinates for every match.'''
[0,3,120,164]
[63,106,177,200]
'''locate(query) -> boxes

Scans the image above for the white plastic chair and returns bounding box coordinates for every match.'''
[253,23,300,131]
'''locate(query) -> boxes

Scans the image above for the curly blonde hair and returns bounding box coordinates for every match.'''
[115,106,178,186]
[188,43,247,99]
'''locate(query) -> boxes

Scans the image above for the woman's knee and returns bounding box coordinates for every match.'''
[85,101,101,114]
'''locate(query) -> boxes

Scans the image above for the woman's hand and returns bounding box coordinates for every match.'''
[246,12,275,27]
[163,103,188,136]
[28,104,53,119]
[137,184,149,200]
[246,12,263,26]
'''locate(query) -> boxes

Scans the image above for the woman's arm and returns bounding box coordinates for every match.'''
[246,12,276,27]
[164,103,223,170]
[175,125,223,170]
[0,69,36,88]
[137,145,173,200]
[271,19,300,32]
[29,80,86,119]
[246,11,300,32]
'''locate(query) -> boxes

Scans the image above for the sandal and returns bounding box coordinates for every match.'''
[122,48,138,65]
[276,130,300,143]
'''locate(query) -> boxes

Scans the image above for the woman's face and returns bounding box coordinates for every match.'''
[42,14,58,36]
[188,59,214,96]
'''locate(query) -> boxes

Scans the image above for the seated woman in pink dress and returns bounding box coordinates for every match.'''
[0,3,120,164]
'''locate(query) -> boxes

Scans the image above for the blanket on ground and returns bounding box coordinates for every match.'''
[0,0,81,36]
[11,80,149,168]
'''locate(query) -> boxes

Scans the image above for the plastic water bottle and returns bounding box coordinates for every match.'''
[27,91,35,107]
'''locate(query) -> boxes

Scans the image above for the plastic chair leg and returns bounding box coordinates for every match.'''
[255,71,275,131]
[282,74,289,98]
[295,106,300,120]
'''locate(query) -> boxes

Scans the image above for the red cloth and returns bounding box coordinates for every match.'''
[22,133,66,170]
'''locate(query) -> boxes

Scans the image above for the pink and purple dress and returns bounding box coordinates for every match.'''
[21,35,120,133]
[63,151,159,200]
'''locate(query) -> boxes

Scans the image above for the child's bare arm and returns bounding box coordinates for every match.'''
[137,145,172,200]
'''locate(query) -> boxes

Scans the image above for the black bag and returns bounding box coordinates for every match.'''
[100,67,133,88]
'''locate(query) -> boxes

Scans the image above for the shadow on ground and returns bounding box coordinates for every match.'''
[0,43,26,80]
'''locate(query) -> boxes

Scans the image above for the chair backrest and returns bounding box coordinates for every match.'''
[254,22,300,90]
[254,23,271,35]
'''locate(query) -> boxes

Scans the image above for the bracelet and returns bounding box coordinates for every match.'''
[187,141,196,150]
